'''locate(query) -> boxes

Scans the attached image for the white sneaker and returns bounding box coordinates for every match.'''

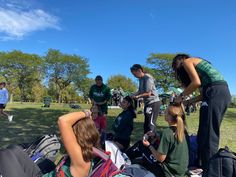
[8,115,13,122]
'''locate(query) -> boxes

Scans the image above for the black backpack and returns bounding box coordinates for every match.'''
[203,146,236,177]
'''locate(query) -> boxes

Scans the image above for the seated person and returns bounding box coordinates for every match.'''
[127,104,189,177]
[0,110,100,177]
[91,104,107,134]
[109,96,136,152]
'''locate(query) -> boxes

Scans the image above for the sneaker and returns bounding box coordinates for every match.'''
[8,115,13,122]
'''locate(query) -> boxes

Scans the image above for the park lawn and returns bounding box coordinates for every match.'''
[1,103,236,152]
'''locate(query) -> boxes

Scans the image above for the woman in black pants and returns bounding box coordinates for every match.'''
[172,54,231,170]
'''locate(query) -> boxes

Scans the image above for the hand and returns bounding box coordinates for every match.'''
[143,138,150,147]
[146,131,155,138]
[82,109,91,118]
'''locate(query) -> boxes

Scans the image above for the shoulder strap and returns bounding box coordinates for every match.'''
[92,147,110,160]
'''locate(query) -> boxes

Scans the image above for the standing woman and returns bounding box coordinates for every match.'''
[130,64,161,134]
[172,54,231,169]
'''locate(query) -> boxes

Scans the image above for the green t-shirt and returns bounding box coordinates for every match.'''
[158,127,189,177]
[195,60,226,87]
[42,158,93,177]
[89,84,111,113]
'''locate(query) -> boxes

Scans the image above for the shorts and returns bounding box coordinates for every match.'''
[0,104,6,109]
[93,115,107,131]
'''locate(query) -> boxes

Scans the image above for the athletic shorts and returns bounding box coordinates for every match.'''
[0,104,6,109]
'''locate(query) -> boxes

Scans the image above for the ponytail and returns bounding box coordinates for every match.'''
[175,115,184,142]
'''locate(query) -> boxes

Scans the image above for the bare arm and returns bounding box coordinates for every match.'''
[175,58,201,103]
[58,111,91,176]
[142,139,166,162]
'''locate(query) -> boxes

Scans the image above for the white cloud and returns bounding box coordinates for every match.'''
[0,7,60,40]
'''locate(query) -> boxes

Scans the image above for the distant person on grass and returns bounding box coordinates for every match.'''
[130,64,161,134]
[0,110,100,177]
[0,82,13,122]
[172,54,231,170]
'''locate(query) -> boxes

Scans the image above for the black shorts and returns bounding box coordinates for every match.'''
[0,104,6,109]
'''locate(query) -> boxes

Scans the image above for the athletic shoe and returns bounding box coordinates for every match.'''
[8,115,13,122]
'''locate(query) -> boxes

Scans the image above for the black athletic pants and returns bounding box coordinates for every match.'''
[0,145,42,177]
[197,84,231,170]
[143,101,161,134]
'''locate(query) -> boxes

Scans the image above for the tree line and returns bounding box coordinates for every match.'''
[0,49,178,103]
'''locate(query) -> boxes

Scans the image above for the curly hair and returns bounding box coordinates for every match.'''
[73,117,100,162]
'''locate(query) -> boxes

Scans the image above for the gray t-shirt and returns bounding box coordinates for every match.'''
[138,73,159,105]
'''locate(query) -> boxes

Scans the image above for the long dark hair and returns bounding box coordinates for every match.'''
[124,96,136,118]
[172,54,191,87]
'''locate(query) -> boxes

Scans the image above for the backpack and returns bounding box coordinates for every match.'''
[105,140,131,169]
[188,134,198,167]
[25,134,61,162]
[203,146,236,177]
[88,147,120,177]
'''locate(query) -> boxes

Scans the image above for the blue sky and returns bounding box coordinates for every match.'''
[0,0,235,94]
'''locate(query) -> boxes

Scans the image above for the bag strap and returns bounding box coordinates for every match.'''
[93,147,110,160]
[56,155,68,171]
[100,159,112,177]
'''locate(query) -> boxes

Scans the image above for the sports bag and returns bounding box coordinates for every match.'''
[203,146,236,177]
[25,134,61,162]
[88,147,120,177]
[188,134,198,167]
[105,140,131,169]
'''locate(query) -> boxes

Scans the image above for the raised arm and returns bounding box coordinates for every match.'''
[57,110,91,177]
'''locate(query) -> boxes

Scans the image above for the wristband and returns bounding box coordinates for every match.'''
[82,110,91,118]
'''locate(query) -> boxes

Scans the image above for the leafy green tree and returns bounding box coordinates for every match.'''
[107,75,137,93]
[44,49,90,103]
[79,78,94,100]
[0,50,43,102]
[146,53,178,92]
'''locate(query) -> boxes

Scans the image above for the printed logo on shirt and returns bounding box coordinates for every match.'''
[93,92,104,97]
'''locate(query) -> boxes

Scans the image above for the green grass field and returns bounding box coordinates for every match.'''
[1,102,236,152]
